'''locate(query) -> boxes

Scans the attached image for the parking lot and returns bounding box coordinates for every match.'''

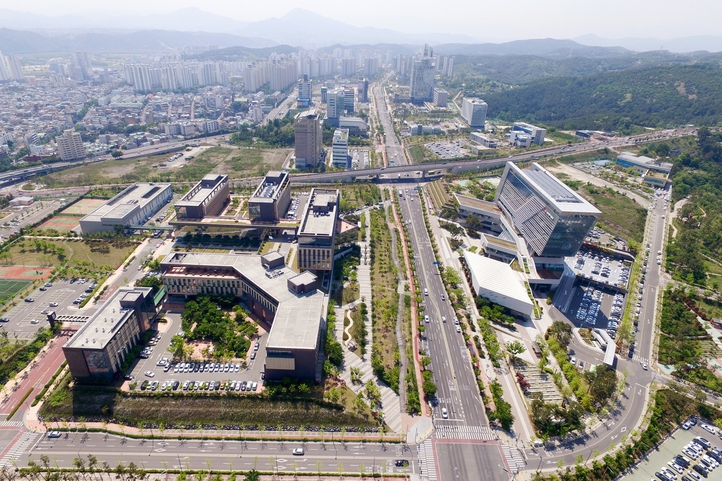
[622,421,722,481]
[285,192,310,221]
[424,141,469,159]
[128,312,267,392]
[0,279,95,339]
[568,250,631,289]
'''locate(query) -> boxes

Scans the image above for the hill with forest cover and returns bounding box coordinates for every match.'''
[482,62,722,132]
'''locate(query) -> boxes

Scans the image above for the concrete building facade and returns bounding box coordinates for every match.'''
[174,174,230,220]
[297,189,339,272]
[248,171,291,222]
[512,122,547,146]
[79,183,173,233]
[331,129,349,168]
[56,129,86,161]
[294,109,324,169]
[63,287,157,382]
[461,98,487,128]
[410,57,435,104]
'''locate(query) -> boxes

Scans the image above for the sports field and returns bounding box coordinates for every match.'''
[60,198,106,216]
[0,267,53,280]
[0,279,30,301]
[37,215,79,232]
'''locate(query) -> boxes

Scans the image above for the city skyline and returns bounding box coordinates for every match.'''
[0,1,721,46]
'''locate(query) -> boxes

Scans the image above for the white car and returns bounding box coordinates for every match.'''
[702,424,717,435]
[144,371,155,377]
[441,408,448,419]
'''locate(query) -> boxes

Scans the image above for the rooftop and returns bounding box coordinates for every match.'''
[81,183,172,224]
[250,171,288,204]
[299,189,338,237]
[455,193,502,216]
[617,151,673,173]
[463,251,533,311]
[65,287,153,350]
[510,163,601,215]
[177,174,227,207]
[161,252,325,350]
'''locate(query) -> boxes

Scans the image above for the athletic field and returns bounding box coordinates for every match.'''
[60,198,106,216]
[0,279,30,301]
[38,215,79,232]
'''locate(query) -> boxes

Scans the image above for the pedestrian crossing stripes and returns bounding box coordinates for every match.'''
[0,432,38,467]
[501,444,525,473]
[418,438,437,481]
[0,421,23,427]
[435,425,497,441]
[632,355,649,364]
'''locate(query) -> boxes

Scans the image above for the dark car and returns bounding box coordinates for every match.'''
[394,460,410,467]
[24,298,34,303]
[675,455,690,467]
[655,472,670,481]
[693,464,709,478]
[123,374,134,381]
[140,380,149,390]
[0,318,9,323]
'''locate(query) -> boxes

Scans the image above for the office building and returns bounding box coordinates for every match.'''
[409,57,435,104]
[461,98,487,128]
[55,129,86,161]
[174,174,229,220]
[512,122,546,146]
[248,171,291,222]
[63,287,158,382]
[616,152,673,174]
[470,132,498,148]
[433,88,448,107]
[357,79,369,103]
[338,117,368,136]
[496,162,600,258]
[326,89,345,123]
[343,87,355,113]
[160,252,327,381]
[80,183,173,234]
[320,86,328,103]
[298,75,312,103]
[509,131,532,148]
[331,129,350,168]
[463,251,534,317]
[297,189,339,272]
[294,109,324,169]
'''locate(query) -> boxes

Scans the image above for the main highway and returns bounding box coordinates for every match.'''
[372,81,407,166]
[398,186,508,481]
[18,432,415,476]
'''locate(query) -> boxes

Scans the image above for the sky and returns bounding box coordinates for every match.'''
[0,0,720,41]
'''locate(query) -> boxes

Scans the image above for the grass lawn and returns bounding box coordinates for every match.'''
[41,374,377,429]
[408,144,425,163]
[369,207,400,393]
[579,185,648,243]
[3,238,138,275]
[0,279,31,302]
[37,147,289,188]
[332,283,359,307]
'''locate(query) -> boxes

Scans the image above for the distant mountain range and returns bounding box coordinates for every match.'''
[433,39,631,58]
[574,34,722,54]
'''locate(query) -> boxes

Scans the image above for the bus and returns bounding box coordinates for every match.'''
[398,189,404,197]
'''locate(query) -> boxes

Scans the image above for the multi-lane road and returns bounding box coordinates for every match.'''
[372,82,407,166]
[397,186,508,481]
[18,432,415,476]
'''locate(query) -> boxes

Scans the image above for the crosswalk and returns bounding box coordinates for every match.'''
[0,421,23,428]
[501,444,525,473]
[418,438,437,481]
[435,425,497,441]
[0,432,38,467]
[632,354,649,364]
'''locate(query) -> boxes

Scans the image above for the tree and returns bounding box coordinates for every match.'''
[422,380,437,397]
[169,335,186,360]
[111,151,123,158]
[506,340,526,359]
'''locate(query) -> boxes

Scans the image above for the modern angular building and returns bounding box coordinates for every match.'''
[297,188,339,272]
[495,162,600,258]
[294,110,324,169]
[433,88,449,107]
[174,174,230,220]
[160,252,327,381]
[63,287,158,382]
[326,89,345,123]
[616,152,672,174]
[331,129,349,168]
[248,171,291,222]
[461,98,487,128]
[512,122,547,146]
[79,183,173,233]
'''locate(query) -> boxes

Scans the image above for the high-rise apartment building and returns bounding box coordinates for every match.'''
[461,98,488,128]
[7,55,23,81]
[341,57,357,78]
[74,52,92,80]
[409,57,435,104]
[56,129,86,161]
[294,110,324,169]
[331,129,349,168]
[495,162,600,258]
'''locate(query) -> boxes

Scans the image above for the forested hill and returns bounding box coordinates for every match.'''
[484,62,722,131]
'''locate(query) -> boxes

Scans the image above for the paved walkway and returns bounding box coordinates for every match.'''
[332,208,403,433]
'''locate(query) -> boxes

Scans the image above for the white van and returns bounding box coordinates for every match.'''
[424,288,428,296]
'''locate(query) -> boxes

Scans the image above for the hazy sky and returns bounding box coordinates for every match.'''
[0,0,719,41]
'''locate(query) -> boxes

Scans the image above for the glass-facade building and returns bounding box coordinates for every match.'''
[496,163,600,258]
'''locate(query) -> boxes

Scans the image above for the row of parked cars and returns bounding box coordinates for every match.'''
[656,434,721,480]
[577,288,603,324]
[140,379,259,392]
